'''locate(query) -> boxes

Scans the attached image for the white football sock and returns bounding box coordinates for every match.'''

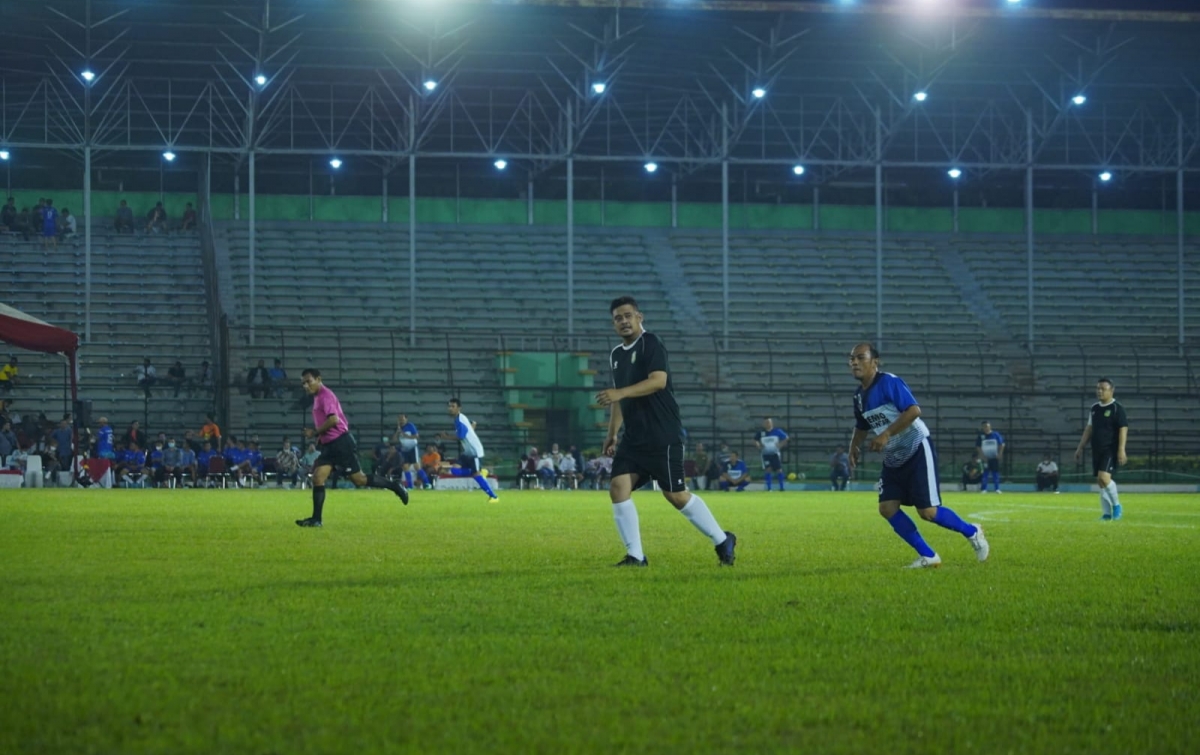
[1107,480,1121,508]
[680,494,726,545]
[1099,484,1113,516]
[612,500,644,560]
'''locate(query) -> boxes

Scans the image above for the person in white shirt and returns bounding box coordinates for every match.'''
[557,453,580,489]
[536,454,557,489]
[1036,454,1060,493]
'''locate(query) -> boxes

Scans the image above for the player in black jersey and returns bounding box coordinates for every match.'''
[1074,378,1128,521]
[594,296,737,567]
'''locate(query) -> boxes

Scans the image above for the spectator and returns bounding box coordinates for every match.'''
[196,441,217,487]
[0,420,17,464]
[41,198,58,250]
[535,452,557,489]
[60,208,76,239]
[718,450,751,492]
[94,416,116,460]
[299,442,321,485]
[689,442,711,490]
[144,202,167,234]
[135,358,157,397]
[117,442,148,488]
[421,442,442,486]
[1036,454,1060,493]
[114,200,135,233]
[272,437,301,488]
[247,359,269,399]
[166,360,187,397]
[584,452,613,490]
[180,202,197,232]
[122,420,148,450]
[178,440,198,486]
[1,197,15,231]
[160,437,184,488]
[830,445,851,491]
[147,441,165,487]
[52,416,73,471]
[6,442,30,472]
[548,443,564,469]
[246,442,265,486]
[224,437,254,487]
[40,438,63,482]
[195,360,215,396]
[15,207,32,241]
[517,453,539,489]
[0,356,17,394]
[377,445,404,480]
[32,199,45,239]
[199,413,222,450]
[568,444,584,473]
[557,452,580,490]
[268,359,287,398]
[182,429,201,454]
[961,450,985,491]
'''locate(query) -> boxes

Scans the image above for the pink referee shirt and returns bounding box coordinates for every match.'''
[312,385,349,443]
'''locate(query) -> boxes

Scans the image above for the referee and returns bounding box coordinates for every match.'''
[595,296,736,567]
[1074,377,1128,521]
[295,368,408,527]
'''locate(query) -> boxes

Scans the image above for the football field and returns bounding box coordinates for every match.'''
[1,488,1196,755]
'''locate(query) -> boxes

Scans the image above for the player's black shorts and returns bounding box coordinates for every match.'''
[456,454,481,474]
[761,453,782,472]
[315,433,361,477]
[1093,449,1118,477]
[985,458,1000,473]
[611,443,687,493]
[401,447,418,465]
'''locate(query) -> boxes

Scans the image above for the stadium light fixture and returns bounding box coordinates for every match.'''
[423,79,438,92]
[1072,94,1087,106]
[913,91,928,103]
[792,165,806,176]
[644,162,658,174]
[254,74,268,87]
[493,159,508,171]
[81,69,96,83]
[1007,0,1022,4]
[329,157,343,170]
[1099,171,1113,182]
[752,87,767,99]
[948,168,963,180]
[162,151,176,162]
[0,150,9,161]
[591,82,606,95]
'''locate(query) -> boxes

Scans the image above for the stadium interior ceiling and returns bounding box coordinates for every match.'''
[1,0,1198,209]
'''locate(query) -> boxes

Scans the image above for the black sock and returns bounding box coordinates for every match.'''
[312,486,326,521]
[367,474,396,492]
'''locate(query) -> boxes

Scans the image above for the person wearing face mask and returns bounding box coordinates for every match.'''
[160,438,184,488]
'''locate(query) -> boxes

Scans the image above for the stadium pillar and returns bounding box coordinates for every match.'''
[567,99,575,337]
[409,153,417,348]
[874,106,883,350]
[1026,110,1035,351]
[84,145,92,343]
[670,176,677,229]
[812,186,819,231]
[233,175,240,221]
[382,176,388,222]
[952,188,959,234]
[249,150,256,347]
[1179,113,1186,351]
[1091,185,1098,235]
[721,102,729,351]
[527,178,534,226]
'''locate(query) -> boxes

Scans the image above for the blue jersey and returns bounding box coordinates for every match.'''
[726,459,748,481]
[756,428,788,457]
[148,449,164,469]
[225,447,246,465]
[247,450,263,471]
[96,425,114,455]
[398,422,419,451]
[976,431,1004,460]
[198,450,215,469]
[854,372,930,468]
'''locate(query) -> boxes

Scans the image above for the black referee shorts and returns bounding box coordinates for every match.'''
[1092,449,1118,477]
[611,443,688,493]
[315,433,362,477]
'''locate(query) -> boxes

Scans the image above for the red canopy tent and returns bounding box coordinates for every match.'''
[0,301,81,409]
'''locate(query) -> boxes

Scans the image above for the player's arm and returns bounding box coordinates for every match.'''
[1074,425,1092,462]
[1117,426,1128,465]
[595,370,667,405]
[868,405,921,452]
[997,438,1005,460]
[306,414,338,439]
[603,401,624,457]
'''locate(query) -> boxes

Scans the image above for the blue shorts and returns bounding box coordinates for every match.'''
[401,447,418,465]
[984,458,1000,473]
[761,453,782,472]
[879,438,942,509]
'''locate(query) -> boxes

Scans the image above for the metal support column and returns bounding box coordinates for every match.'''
[813,186,820,231]
[721,102,730,351]
[382,176,388,222]
[1026,110,1035,350]
[1179,113,1186,351]
[84,146,92,343]
[527,178,534,226]
[567,100,575,337]
[875,107,883,349]
[248,151,256,346]
[408,155,416,348]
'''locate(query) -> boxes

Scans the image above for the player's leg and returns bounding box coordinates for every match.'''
[659,446,735,565]
[911,441,988,560]
[298,463,333,526]
[878,457,940,566]
[609,451,647,565]
[993,459,1003,493]
[1096,465,1117,520]
[448,456,497,499]
[763,459,772,491]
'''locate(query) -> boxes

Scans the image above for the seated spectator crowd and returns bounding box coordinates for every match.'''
[1,197,198,240]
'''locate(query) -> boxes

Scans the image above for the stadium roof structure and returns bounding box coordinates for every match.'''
[2,0,1199,199]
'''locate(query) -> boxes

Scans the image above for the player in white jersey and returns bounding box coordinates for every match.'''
[848,343,989,569]
[439,398,498,501]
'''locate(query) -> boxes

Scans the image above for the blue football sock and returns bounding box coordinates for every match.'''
[778,473,786,490]
[719,481,730,491]
[736,480,749,491]
[450,467,471,477]
[765,475,772,491]
[417,469,431,485]
[887,511,936,557]
[474,474,496,498]
[932,506,977,537]
[404,471,413,488]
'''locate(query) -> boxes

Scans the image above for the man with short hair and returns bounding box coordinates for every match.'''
[196,441,216,487]
[295,368,408,527]
[0,356,17,394]
[848,342,989,569]
[145,202,167,234]
[961,451,984,491]
[437,398,499,501]
[1074,378,1128,520]
[596,295,736,567]
[247,359,269,399]
[114,200,135,233]
[1,197,16,231]
[60,208,76,239]
[755,417,790,491]
[160,438,184,488]
[180,202,197,232]
[976,421,1006,493]
[166,361,187,397]
[135,358,157,397]
[268,359,287,398]
[178,440,198,487]
[391,413,431,490]
[718,451,751,492]
[1036,454,1060,493]
[41,198,58,250]
[830,446,850,491]
[95,417,115,460]
[199,413,221,451]
[420,443,442,487]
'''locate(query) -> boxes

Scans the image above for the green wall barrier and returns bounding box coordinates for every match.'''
[9,188,1200,237]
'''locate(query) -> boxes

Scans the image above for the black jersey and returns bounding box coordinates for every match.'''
[610,331,683,449]
[1088,400,1128,451]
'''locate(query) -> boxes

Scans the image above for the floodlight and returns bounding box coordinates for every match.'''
[254,74,267,87]
[1007,0,1022,4]
[0,150,9,161]
[162,151,176,162]
[792,165,806,176]
[81,69,96,83]
[913,91,928,103]
[591,82,606,95]
[423,79,438,92]
[644,162,658,173]
[948,168,963,179]
[1099,171,1112,182]
[329,157,343,169]
[1072,94,1087,106]
[752,87,766,99]
[493,159,508,171]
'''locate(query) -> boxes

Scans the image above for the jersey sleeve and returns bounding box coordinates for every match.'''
[455,417,469,440]
[777,429,789,441]
[881,374,918,411]
[996,433,1005,445]
[644,334,669,374]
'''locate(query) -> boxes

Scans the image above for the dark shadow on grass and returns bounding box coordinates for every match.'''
[1123,620,1198,634]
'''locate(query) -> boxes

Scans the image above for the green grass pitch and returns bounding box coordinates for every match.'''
[1,487,1197,754]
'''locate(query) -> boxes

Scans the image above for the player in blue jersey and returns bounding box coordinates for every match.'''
[754,417,789,491]
[438,398,498,501]
[975,421,1005,493]
[391,413,432,490]
[847,343,990,568]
